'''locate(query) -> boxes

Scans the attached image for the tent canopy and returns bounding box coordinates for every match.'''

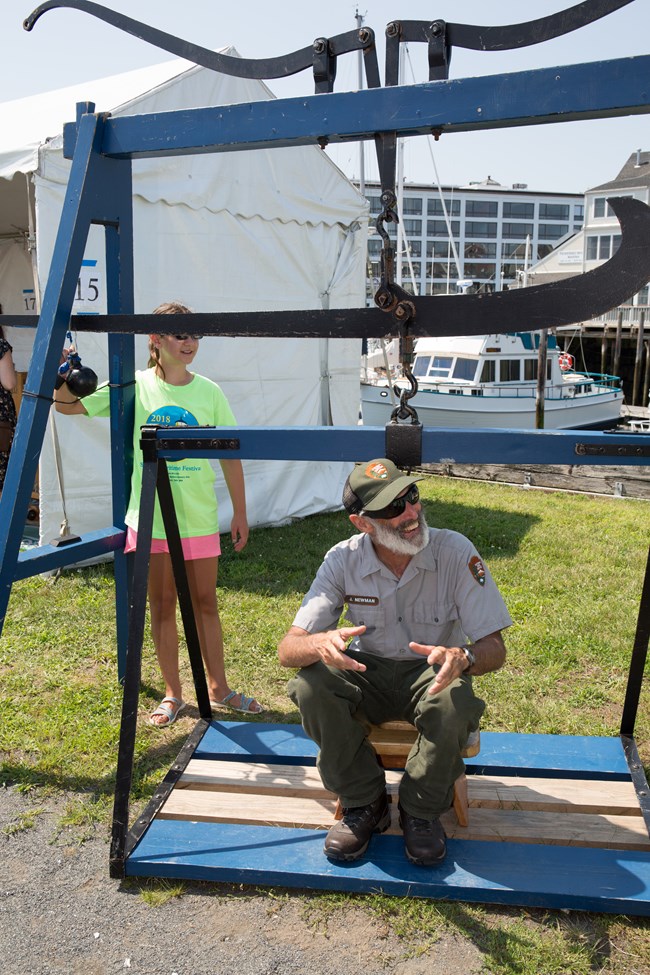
[0,55,369,539]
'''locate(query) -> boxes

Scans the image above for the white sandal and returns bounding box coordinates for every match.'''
[149,696,186,727]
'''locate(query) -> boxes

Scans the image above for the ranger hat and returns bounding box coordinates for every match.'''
[342,458,424,514]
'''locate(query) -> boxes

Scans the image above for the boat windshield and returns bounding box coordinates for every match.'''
[413,354,479,382]
[413,355,453,378]
[452,357,479,382]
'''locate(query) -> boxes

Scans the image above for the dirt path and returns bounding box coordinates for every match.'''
[1,787,484,975]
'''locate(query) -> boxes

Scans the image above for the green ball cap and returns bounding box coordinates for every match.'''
[345,458,424,513]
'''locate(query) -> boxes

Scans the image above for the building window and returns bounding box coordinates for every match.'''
[427,219,460,237]
[401,197,423,215]
[427,240,455,258]
[538,223,569,240]
[586,234,621,261]
[407,240,422,257]
[501,242,528,259]
[593,197,618,218]
[536,244,555,260]
[400,261,421,280]
[427,198,460,216]
[403,219,422,235]
[464,262,496,280]
[368,195,382,214]
[539,203,570,220]
[429,281,453,295]
[575,204,584,219]
[503,202,535,219]
[465,221,497,238]
[368,238,382,256]
[465,242,496,259]
[466,200,498,217]
[430,261,456,279]
[500,359,521,382]
[502,222,534,239]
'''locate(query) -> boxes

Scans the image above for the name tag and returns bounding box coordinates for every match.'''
[345,594,379,606]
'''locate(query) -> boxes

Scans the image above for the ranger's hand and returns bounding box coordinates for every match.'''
[311,625,367,671]
[409,641,468,695]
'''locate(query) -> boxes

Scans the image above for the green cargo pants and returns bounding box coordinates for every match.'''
[287,650,485,818]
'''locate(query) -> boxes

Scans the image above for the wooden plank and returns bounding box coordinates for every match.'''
[177,759,401,795]
[158,788,338,827]
[196,723,632,778]
[176,760,641,818]
[440,807,650,851]
[159,780,650,850]
[468,774,642,816]
[126,819,650,915]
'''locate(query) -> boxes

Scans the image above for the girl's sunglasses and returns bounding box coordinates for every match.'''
[363,485,420,520]
[173,333,202,341]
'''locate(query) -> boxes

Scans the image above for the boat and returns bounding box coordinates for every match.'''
[360,332,624,430]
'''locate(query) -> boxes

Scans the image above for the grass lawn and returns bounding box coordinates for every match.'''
[1,474,649,973]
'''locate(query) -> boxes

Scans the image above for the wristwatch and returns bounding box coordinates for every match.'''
[461,645,476,671]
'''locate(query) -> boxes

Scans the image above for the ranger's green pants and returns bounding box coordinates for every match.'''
[288,651,484,818]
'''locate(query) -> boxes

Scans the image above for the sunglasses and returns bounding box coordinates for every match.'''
[172,334,202,341]
[362,485,420,520]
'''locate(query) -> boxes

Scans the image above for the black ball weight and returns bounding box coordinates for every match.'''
[67,366,98,398]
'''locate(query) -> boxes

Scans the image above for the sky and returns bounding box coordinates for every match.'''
[1,0,649,194]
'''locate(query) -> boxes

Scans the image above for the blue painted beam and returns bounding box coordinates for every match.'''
[14,527,126,581]
[196,722,631,779]
[66,55,650,160]
[151,426,650,468]
[126,820,650,915]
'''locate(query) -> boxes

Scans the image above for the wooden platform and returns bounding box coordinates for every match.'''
[125,721,650,914]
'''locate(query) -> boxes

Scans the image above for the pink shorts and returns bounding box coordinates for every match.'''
[124,526,221,560]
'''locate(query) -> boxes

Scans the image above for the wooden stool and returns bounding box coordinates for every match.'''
[334,720,480,827]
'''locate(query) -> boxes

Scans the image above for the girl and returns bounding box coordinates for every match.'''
[0,323,18,494]
[54,302,262,725]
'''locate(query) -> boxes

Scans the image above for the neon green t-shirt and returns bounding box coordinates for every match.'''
[82,368,236,538]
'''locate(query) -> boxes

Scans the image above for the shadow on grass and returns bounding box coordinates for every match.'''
[219,500,539,596]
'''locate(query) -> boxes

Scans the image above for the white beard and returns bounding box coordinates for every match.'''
[370,511,430,556]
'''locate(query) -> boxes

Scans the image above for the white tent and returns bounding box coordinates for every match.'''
[0,56,369,542]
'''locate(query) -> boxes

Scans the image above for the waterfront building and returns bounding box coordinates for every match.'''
[357,177,584,297]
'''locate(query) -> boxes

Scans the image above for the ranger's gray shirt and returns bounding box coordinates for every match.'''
[293,528,513,660]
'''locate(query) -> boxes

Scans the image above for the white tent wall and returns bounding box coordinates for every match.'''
[0,234,37,370]
[24,58,368,544]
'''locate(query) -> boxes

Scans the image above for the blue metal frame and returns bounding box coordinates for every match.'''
[64,56,650,160]
[0,36,649,911]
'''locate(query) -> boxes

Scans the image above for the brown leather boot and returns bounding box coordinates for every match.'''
[323,792,391,861]
[398,804,447,865]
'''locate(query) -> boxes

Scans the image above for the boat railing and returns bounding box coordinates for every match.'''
[388,376,621,400]
[573,371,622,389]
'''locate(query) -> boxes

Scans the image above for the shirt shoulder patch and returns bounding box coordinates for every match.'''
[468,555,486,586]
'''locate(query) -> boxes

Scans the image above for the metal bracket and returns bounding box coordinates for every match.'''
[158,437,240,452]
[575,442,650,458]
[385,420,423,469]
